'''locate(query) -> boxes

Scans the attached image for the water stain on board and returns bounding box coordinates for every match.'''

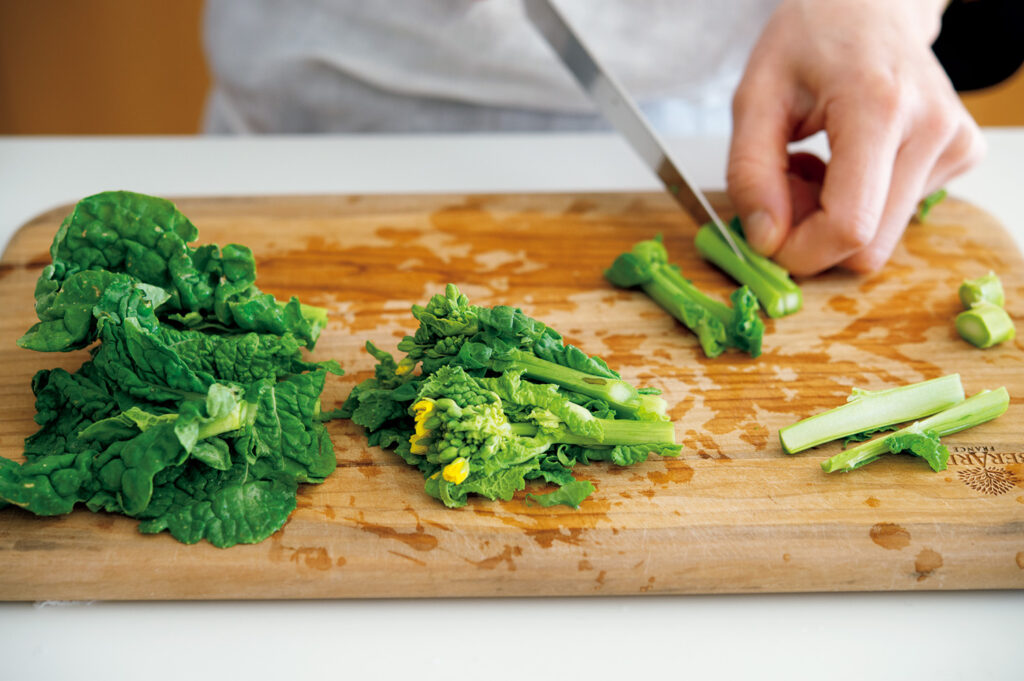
[289,547,332,571]
[635,460,695,487]
[870,523,911,550]
[864,496,881,508]
[472,490,613,549]
[827,294,859,315]
[349,511,439,552]
[466,544,522,571]
[269,535,341,571]
[914,548,943,582]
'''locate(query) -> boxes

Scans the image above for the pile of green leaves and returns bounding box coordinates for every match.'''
[341,284,680,508]
[0,191,342,547]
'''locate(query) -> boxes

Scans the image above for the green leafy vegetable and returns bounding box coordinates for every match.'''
[779,374,965,454]
[393,283,665,419]
[2,191,342,547]
[694,218,802,318]
[822,387,1008,473]
[956,302,1016,349]
[605,236,764,358]
[341,285,680,508]
[916,188,947,222]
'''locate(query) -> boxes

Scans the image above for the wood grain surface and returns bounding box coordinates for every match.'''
[0,192,1021,600]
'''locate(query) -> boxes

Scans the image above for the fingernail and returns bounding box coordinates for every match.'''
[744,210,776,254]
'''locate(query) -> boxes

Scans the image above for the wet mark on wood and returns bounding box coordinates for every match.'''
[864,496,881,508]
[349,512,439,552]
[639,576,656,592]
[870,523,911,550]
[467,544,522,571]
[288,547,332,571]
[389,550,426,567]
[914,548,943,582]
[827,294,858,315]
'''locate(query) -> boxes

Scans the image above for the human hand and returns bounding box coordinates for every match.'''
[727,0,985,275]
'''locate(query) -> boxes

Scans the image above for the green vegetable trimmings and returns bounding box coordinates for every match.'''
[605,236,764,358]
[916,188,947,222]
[694,218,801,319]
[959,271,1005,308]
[955,271,1014,349]
[956,302,1015,349]
[779,374,965,454]
[1,191,343,547]
[821,388,1008,473]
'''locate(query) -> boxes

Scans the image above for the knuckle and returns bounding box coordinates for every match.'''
[833,209,878,252]
[961,125,987,167]
[726,154,768,193]
[856,71,903,121]
[846,249,888,274]
[919,108,958,141]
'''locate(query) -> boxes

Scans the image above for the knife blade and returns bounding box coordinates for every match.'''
[524,0,745,260]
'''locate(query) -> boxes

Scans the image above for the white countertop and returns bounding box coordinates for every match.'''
[0,131,1021,681]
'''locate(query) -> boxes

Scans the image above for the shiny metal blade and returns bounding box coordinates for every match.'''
[524,0,744,260]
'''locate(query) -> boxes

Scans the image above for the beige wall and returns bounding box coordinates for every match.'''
[0,1,1021,134]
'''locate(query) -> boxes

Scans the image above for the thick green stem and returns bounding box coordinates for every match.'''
[506,349,644,416]
[822,387,1009,473]
[780,374,965,454]
[510,418,676,446]
[647,266,733,325]
[694,223,801,318]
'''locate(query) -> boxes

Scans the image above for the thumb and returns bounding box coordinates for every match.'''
[726,77,795,256]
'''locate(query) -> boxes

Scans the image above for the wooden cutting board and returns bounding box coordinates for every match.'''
[0,192,1021,600]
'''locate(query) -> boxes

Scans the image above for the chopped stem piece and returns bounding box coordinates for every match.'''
[956,302,1015,349]
[958,271,1005,308]
[779,374,965,454]
[694,219,802,318]
[822,388,1009,473]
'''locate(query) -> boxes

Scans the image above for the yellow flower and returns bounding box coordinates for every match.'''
[442,457,470,484]
[409,399,435,454]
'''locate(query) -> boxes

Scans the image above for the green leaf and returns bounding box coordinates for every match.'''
[526,479,595,508]
[884,430,950,472]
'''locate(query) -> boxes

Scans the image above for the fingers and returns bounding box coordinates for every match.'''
[843,105,979,272]
[840,136,945,272]
[726,69,797,256]
[923,116,986,194]
[772,92,903,276]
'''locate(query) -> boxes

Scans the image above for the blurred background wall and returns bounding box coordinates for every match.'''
[0,0,1021,135]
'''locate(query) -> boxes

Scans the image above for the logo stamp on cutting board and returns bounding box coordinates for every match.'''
[946,445,1023,496]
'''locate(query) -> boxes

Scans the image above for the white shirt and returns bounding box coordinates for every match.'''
[203,0,780,135]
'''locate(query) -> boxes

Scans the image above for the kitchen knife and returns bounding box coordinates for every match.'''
[524,0,745,260]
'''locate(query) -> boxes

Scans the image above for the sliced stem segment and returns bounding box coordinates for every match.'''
[822,387,1009,473]
[694,219,802,318]
[779,374,965,454]
[956,302,1016,348]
